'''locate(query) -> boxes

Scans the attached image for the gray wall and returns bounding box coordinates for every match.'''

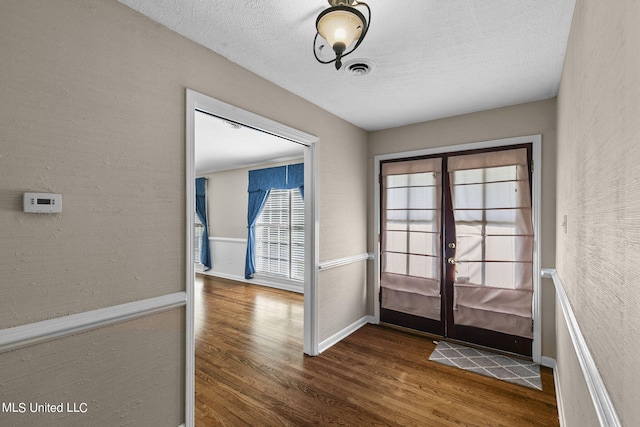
[0,0,367,424]
[368,99,558,359]
[556,0,640,424]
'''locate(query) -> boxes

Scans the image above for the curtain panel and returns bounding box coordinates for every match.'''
[245,163,303,279]
[448,148,534,338]
[195,177,212,270]
[380,158,443,321]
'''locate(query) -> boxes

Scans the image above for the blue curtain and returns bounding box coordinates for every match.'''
[286,163,304,199]
[195,178,212,270]
[245,188,270,279]
[244,164,303,279]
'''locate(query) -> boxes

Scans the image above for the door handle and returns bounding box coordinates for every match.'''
[447,257,456,265]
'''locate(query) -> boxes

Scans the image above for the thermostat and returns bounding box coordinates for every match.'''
[23,193,62,213]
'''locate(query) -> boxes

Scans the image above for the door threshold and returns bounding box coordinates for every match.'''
[379,322,443,342]
[379,322,532,361]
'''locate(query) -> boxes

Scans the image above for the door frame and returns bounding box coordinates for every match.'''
[185,89,320,426]
[373,135,542,362]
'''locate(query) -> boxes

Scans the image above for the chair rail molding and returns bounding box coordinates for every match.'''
[542,268,621,427]
[0,292,186,354]
[318,253,372,271]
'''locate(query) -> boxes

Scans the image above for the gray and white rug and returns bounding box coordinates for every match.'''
[428,341,542,390]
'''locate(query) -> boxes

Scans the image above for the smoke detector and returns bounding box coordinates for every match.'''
[343,58,375,76]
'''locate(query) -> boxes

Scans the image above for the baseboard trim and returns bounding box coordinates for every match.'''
[540,356,556,369]
[0,292,186,353]
[318,253,372,271]
[318,315,374,354]
[554,360,567,427]
[543,268,621,427]
[199,270,304,294]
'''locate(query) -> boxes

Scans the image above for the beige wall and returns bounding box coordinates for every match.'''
[317,116,369,341]
[0,0,367,424]
[203,159,303,240]
[0,310,184,427]
[368,99,558,359]
[556,0,640,424]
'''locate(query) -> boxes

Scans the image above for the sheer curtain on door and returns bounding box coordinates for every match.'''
[381,158,442,321]
[448,148,534,338]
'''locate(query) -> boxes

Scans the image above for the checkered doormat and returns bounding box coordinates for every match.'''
[428,341,542,390]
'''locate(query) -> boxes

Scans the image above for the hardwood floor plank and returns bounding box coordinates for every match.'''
[195,275,559,426]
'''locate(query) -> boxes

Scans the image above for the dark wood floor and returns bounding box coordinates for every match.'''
[195,275,559,426]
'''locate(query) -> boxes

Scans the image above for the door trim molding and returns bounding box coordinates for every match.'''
[373,134,542,362]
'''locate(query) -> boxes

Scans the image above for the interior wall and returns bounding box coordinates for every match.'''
[0,310,184,427]
[367,99,558,359]
[317,118,369,342]
[0,0,368,423]
[202,158,303,240]
[555,0,640,424]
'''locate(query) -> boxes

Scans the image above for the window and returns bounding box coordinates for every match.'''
[384,170,441,281]
[194,212,205,266]
[255,188,304,281]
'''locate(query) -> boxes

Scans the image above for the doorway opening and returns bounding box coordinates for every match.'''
[185,89,319,425]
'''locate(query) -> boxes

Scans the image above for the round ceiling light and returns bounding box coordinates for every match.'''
[313,0,371,70]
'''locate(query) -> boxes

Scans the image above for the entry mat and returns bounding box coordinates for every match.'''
[428,341,542,390]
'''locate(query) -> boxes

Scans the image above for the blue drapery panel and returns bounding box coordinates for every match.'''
[245,188,270,279]
[245,163,304,279]
[286,163,304,198]
[195,178,212,270]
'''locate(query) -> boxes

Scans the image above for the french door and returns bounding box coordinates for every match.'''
[380,145,534,356]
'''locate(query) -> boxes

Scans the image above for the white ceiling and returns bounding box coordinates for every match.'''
[118,0,575,172]
[194,111,304,174]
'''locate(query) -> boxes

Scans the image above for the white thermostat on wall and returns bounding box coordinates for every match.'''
[23,192,62,213]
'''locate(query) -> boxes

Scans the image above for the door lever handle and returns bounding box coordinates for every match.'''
[447,257,456,265]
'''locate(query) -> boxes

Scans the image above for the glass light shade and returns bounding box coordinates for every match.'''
[317,10,364,48]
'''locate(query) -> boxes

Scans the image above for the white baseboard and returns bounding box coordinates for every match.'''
[554,362,567,427]
[318,315,375,354]
[540,356,556,369]
[202,237,303,294]
[543,268,621,427]
[199,270,303,294]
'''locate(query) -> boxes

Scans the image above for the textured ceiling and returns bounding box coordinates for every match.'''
[117,0,575,132]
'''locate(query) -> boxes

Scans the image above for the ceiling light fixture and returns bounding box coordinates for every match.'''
[313,0,371,70]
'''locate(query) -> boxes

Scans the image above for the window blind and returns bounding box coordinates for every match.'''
[194,213,205,266]
[255,189,304,281]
